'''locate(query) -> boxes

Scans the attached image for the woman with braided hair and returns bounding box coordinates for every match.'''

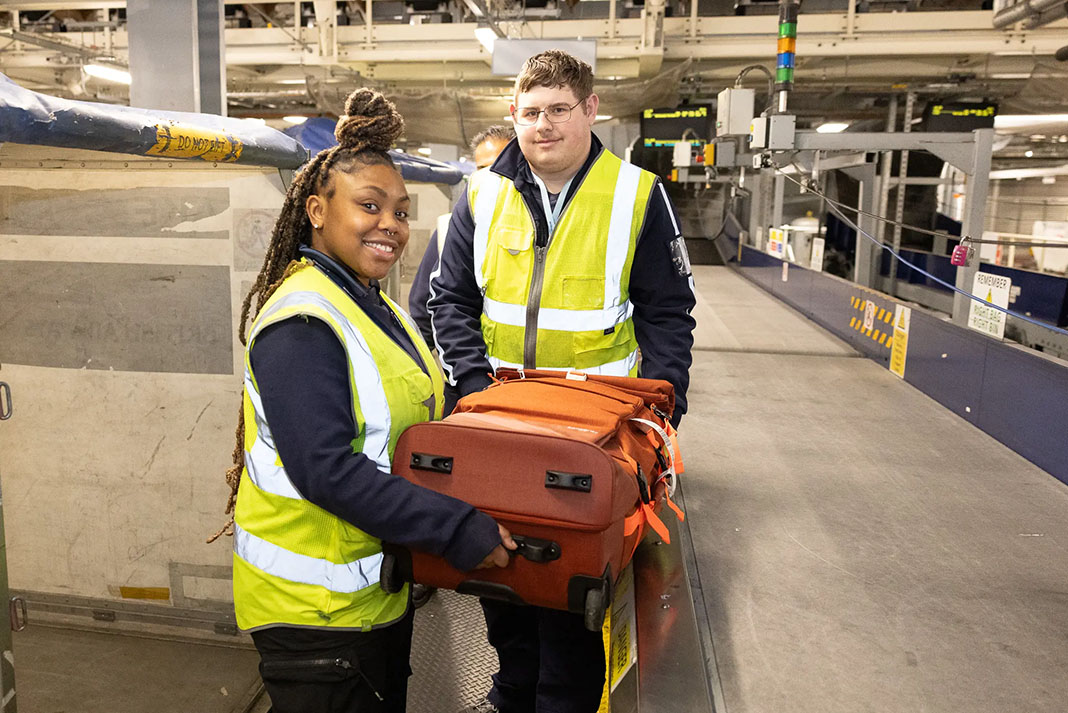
[220,88,515,712]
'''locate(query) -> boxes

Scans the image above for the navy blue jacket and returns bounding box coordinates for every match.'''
[408,229,440,346]
[249,248,501,572]
[427,135,696,426]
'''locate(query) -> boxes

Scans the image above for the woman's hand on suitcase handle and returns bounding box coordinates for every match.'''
[476,523,518,569]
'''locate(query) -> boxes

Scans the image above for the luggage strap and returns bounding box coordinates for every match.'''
[623,500,671,559]
[628,418,685,524]
[630,418,678,497]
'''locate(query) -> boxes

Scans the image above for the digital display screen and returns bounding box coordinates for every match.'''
[641,106,711,147]
[922,102,998,132]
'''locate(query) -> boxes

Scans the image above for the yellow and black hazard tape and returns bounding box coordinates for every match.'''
[848,295,894,348]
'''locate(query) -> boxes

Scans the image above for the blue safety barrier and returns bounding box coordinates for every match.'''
[0,72,308,168]
[283,117,464,185]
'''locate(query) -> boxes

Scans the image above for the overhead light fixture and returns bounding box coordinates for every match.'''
[283,116,308,125]
[244,118,267,126]
[474,26,498,53]
[1025,150,1034,157]
[595,115,612,122]
[83,63,131,85]
[816,122,849,134]
[994,114,1068,129]
[417,147,432,156]
[277,78,309,85]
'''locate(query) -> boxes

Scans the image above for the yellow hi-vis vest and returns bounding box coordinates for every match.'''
[468,149,656,375]
[232,260,445,632]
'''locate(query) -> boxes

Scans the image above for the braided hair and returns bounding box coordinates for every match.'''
[208,88,405,543]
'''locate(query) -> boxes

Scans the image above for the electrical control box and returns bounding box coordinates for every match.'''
[749,114,796,150]
[716,88,755,137]
[673,140,694,167]
[669,140,709,182]
[711,139,735,167]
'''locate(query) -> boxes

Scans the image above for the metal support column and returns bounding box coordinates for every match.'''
[745,168,766,250]
[877,94,898,284]
[128,0,225,114]
[952,128,993,326]
[197,0,225,115]
[772,173,785,233]
[843,162,878,287]
[0,369,19,712]
[890,91,915,271]
[760,168,773,247]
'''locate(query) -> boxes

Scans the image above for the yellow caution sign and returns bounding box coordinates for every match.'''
[147,122,243,162]
[889,305,911,379]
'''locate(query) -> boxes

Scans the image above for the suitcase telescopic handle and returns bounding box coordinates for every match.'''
[511,535,561,563]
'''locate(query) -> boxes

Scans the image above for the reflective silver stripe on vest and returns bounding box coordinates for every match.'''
[245,290,393,500]
[472,172,504,292]
[233,521,383,594]
[604,161,642,310]
[487,349,637,377]
[243,373,303,500]
[482,296,633,333]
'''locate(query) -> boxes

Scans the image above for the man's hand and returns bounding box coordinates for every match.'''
[476,523,518,569]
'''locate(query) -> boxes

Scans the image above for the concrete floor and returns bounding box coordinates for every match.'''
[681,266,1068,713]
[14,625,262,713]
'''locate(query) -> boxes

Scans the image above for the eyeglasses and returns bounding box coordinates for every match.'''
[511,98,587,126]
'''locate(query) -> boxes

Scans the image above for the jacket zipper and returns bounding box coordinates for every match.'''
[263,658,384,701]
[522,196,549,369]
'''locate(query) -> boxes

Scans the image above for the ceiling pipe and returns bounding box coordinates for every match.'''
[991,0,1065,28]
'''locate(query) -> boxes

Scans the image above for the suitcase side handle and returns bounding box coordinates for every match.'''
[545,470,592,493]
[511,534,561,563]
[410,452,453,474]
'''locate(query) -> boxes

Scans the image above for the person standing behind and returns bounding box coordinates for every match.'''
[214,87,515,713]
[408,125,515,346]
[427,51,696,713]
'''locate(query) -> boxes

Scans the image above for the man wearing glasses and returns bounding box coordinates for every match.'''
[428,50,695,713]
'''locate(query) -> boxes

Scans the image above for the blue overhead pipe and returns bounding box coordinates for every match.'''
[0,72,309,169]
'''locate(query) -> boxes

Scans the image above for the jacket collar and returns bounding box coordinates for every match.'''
[297,245,382,304]
[489,132,605,195]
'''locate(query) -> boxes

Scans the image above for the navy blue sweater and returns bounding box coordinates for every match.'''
[249,248,501,572]
[426,136,696,426]
[409,229,440,346]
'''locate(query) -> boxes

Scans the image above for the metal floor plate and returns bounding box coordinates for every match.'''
[408,589,497,713]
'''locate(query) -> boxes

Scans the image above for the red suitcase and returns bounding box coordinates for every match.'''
[381,372,680,630]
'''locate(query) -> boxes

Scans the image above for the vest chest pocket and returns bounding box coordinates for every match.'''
[379,368,434,429]
[494,227,533,256]
[405,370,433,406]
[485,228,534,303]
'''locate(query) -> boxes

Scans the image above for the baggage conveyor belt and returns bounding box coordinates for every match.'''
[406,485,719,713]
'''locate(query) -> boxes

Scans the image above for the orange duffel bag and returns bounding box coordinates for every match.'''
[381,369,684,630]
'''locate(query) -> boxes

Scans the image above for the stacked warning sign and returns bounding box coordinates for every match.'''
[967,271,1012,340]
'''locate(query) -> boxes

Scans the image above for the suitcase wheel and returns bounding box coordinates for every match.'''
[380,552,403,594]
[583,581,609,632]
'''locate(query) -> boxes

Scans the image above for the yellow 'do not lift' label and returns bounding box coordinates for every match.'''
[147,122,244,162]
